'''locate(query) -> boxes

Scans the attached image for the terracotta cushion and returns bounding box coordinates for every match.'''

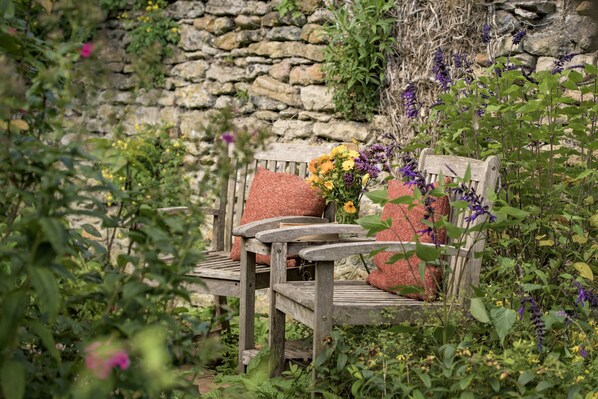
[229,167,326,266]
[366,179,450,301]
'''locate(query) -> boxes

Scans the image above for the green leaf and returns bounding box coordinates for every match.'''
[469,298,490,323]
[574,262,593,281]
[518,370,535,386]
[365,189,388,205]
[389,195,415,205]
[491,307,516,345]
[415,242,440,262]
[0,291,27,348]
[500,206,530,219]
[418,372,431,388]
[356,215,391,235]
[39,217,68,256]
[1,0,15,19]
[29,267,60,321]
[463,164,471,183]
[28,321,60,362]
[1,360,25,399]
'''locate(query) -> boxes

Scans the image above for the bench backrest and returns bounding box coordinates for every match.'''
[418,148,500,298]
[214,142,335,253]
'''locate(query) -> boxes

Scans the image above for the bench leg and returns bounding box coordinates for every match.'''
[238,241,256,373]
[312,260,334,397]
[214,296,230,333]
[269,242,287,376]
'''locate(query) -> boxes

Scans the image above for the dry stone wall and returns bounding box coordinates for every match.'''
[86,0,389,146]
[84,0,597,147]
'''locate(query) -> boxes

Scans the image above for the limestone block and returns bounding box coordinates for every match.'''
[297,0,321,14]
[233,116,269,132]
[313,121,369,142]
[289,64,325,85]
[250,75,301,106]
[564,14,598,52]
[300,24,328,44]
[475,53,492,67]
[206,81,236,95]
[98,90,134,105]
[159,107,181,126]
[136,89,163,106]
[307,9,333,24]
[272,120,313,138]
[235,56,272,67]
[206,64,247,83]
[158,91,176,106]
[215,95,255,113]
[242,1,270,16]
[174,84,216,108]
[298,111,333,122]
[279,108,300,118]
[163,46,187,65]
[235,15,261,29]
[513,53,537,70]
[193,16,215,32]
[513,8,540,20]
[245,64,270,80]
[167,1,205,19]
[262,11,306,27]
[213,17,236,35]
[269,60,293,82]
[371,115,392,133]
[170,60,209,82]
[106,62,125,73]
[536,56,558,72]
[253,110,279,121]
[164,77,190,89]
[206,0,245,16]
[247,41,325,61]
[495,10,521,34]
[179,25,214,51]
[266,26,302,41]
[496,36,524,56]
[300,85,334,111]
[123,106,161,130]
[577,1,596,16]
[180,110,211,137]
[572,52,598,67]
[250,95,290,111]
[214,30,263,50]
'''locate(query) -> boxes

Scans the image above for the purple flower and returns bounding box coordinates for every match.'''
[482,24,491,43]
[402,82,420,119]
[433,48,452,91]
[354,144,394,179]
[519,295,545,352]
[512,30,526,45]
[551,53,576,74]
[343,172,355,188]
[221,131,235,144]
[445,165,496,223]
[517,305,525,320]
[580,345,588,359]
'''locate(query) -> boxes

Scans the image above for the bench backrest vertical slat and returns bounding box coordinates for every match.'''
[217,142,335,253]
[418,148,500,299]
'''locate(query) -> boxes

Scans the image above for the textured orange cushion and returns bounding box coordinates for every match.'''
[229,167,326,266]
[366,179,450,301]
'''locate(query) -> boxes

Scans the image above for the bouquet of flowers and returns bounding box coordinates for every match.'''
[307,143,393,223]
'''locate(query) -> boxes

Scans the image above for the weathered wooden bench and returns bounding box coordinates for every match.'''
[254,148,500,380]
[177,142,335,372]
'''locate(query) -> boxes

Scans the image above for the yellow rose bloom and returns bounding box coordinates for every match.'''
[342,159,354,171]
[324,181,334,190]
[343,201,357,214]
[309,159,317,173]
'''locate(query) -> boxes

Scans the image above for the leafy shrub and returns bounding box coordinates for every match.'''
[323,0,395,121]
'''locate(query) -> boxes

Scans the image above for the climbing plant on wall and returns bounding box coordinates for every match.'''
[323,0,396,121]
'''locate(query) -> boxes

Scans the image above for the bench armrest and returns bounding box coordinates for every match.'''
[256,223,367,243]
[157,206,219,215]
[232,216,330,238]
[298,241,472,261]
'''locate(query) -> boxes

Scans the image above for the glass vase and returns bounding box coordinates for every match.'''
[335,201,360,224]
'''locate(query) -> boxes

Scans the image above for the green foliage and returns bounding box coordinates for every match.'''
[99,0,180,88]
[0,1,265,397]
[323,0,395,120]
[275,0,302,20]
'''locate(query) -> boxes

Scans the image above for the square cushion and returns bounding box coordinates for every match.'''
[229,167,326,266]
[366,179,450,301]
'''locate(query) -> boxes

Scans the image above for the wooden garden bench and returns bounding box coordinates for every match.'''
[171,142,335,372]
[252,148,500,380]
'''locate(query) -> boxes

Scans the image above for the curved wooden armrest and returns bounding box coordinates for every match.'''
[232,216,330,238]
[256,223,367,243]
[298,241,472,261]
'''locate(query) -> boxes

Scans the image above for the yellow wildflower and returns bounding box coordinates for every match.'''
[361,173,370,185]
[342,159,354,171]
[330,145,347,157]
[348,150,359,159]
[308,159,317,173]
[343,201,357,214]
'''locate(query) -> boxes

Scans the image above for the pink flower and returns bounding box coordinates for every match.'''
[85,341,130,380]
[80,42,95,58]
